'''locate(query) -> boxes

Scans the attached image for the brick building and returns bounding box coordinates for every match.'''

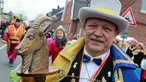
[61,0,86,39]
[120,0,146,43]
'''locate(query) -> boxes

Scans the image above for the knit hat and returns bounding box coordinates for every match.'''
[56,25,66,33]
[15,19,21,22]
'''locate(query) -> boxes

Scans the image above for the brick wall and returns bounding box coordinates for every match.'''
[121,0,146,43]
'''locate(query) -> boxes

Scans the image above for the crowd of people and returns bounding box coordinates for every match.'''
[115,37,146,81]
[126,39,146,81]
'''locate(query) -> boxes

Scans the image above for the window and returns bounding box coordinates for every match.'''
[140,0,146,14]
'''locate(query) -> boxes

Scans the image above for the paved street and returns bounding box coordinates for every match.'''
[0,38,21,82]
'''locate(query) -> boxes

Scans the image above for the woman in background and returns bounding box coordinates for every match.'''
[126,39,137,58]
[48,25,68,63]
[133,42,145,67]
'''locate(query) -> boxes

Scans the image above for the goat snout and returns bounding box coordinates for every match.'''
[15,47,21,54]
[15,45,21,51]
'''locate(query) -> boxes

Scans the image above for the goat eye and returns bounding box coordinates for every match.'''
[27,35,34,40]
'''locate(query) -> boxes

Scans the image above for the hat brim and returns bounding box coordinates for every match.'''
[79,7,129,32]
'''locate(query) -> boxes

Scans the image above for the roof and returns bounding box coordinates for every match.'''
[71,0,86,20]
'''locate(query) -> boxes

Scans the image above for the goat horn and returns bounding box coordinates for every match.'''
[31,16,52,28]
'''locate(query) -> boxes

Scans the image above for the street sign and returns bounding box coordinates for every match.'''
[122,7,137,27]
[120,29,128,48]
[121,29,128,39]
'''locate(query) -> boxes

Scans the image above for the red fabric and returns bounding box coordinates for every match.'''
[48,39,70,62]
[48,40,62,62]
[142,70,146,79]
[2,32,9,42]
[8,43,19,61]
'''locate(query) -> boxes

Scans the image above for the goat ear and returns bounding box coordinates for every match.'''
[41,24,51,34]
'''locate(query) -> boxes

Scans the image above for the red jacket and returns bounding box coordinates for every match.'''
[48,40,66,62]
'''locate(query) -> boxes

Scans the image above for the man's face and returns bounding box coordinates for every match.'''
[83,18,119,56]
[15,21,20,27]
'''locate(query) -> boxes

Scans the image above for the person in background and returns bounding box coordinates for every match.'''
[23,20,31,31]
[48,25,68,63]
[1,19,26,67]
[47,38,53,46]
[0,20,9,38]
[141,53,146,82]
[45,0,139,82]
[132,42,145,81]
[126,39,137,58]
[45,29,51,39]
[133,42,145,67]
[45,28,53,46]
[50,28,55,40]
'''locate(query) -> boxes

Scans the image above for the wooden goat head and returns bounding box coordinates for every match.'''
[16,16,52,73]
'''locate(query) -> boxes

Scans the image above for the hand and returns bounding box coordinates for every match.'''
[1,40,7,44]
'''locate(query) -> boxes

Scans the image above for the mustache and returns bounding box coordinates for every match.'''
[90,35,105,43]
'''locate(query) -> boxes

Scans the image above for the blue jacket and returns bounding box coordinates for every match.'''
[111,43,139,82]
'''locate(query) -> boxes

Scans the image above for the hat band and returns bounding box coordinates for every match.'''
[93,8,118,16]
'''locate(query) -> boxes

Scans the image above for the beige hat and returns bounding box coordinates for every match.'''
[79,0,129,33]
[56,25,66,33]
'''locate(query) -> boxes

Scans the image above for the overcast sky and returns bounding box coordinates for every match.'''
[3,0,66,20]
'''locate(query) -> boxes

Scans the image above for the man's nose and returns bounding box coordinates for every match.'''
[93,28,103,36]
